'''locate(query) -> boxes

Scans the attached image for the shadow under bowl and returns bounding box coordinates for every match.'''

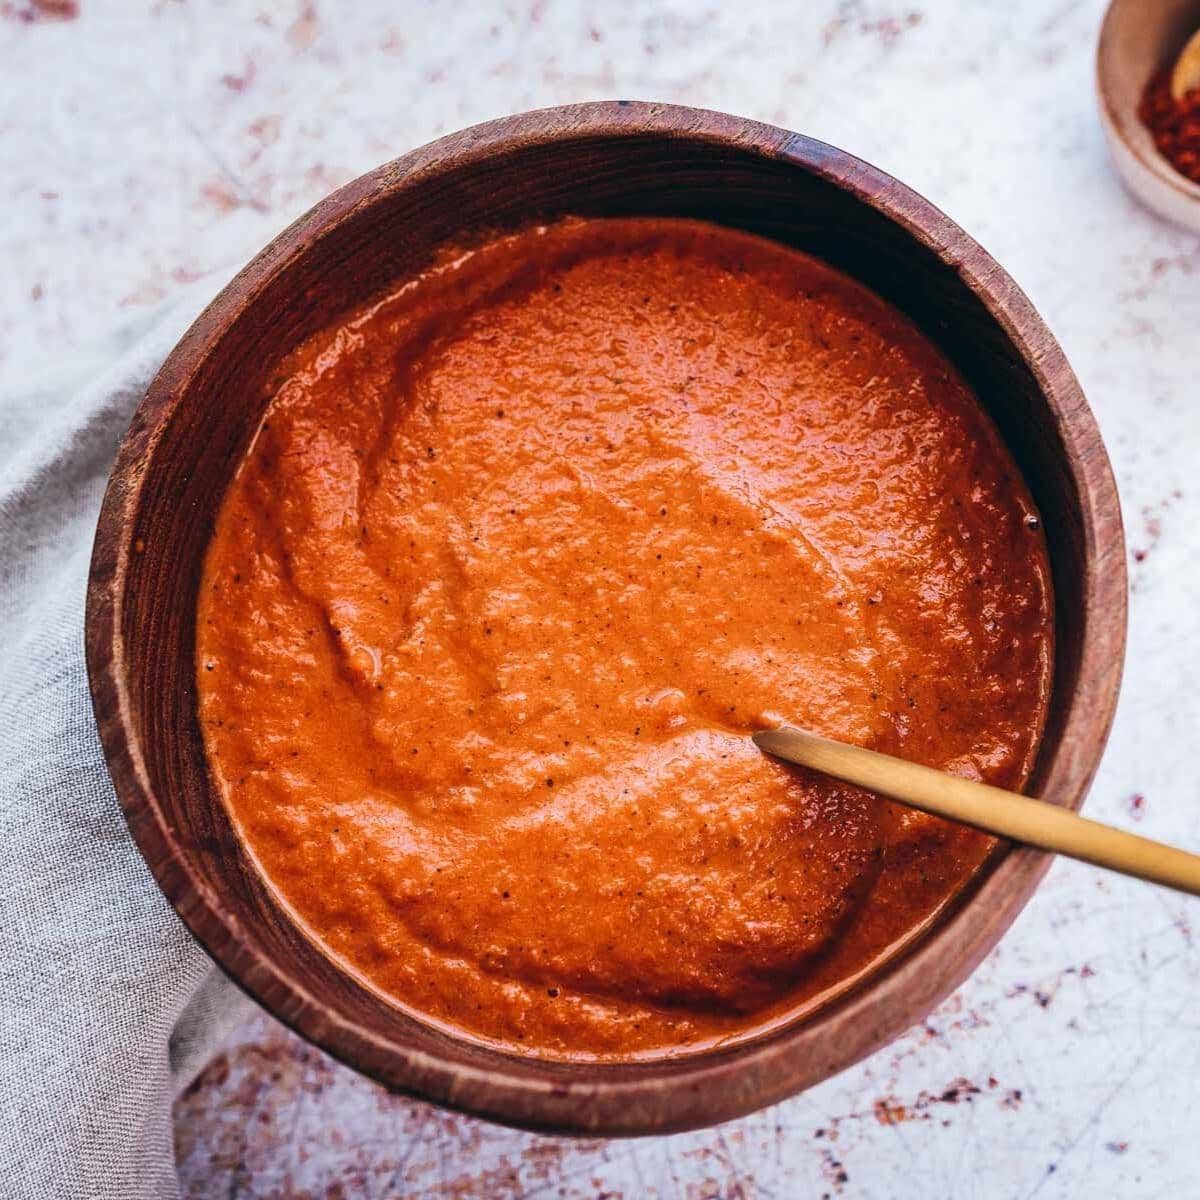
[85,102,1126,1136]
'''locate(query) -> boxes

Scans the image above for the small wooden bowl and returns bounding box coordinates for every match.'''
[85,103,1126,1135]
[1098,0,1200,231]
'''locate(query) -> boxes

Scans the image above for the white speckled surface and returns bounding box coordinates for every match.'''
[7,0,1200,1196]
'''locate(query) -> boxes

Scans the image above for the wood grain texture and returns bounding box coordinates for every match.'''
[84,101,1127,1136]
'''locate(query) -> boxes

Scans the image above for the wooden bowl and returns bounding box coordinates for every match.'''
[1098,0,1200,231]
[85,102,1126,1136]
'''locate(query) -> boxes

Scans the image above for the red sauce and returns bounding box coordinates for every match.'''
[1140,66,1200,185]
[197,218,1053,1060]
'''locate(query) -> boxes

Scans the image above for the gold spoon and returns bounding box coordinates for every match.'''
[754,726,1200,897]
[1171,27,1200,101]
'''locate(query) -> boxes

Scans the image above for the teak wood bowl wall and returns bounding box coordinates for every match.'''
[85,103,1127,1136]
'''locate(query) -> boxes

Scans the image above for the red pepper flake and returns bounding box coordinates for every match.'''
[1139,68,1200,185]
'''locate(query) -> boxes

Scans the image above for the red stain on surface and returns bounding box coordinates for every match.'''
[819,1147,850,1192]
[2,0,78,21]
[1120,250,1200,300]
[247,114,281,143]
[859,1075,1025,1130]
[1132,493,1180,564]
[873,1097,910,1125]
[199,180,242,214]
[1007,964,1088,1008]
[861,12,924,43]
[1152,254,1198,277]
[175,1021,638,1199]
[823,8,922,46]
[287,1,319,50]
[221,59,257,92]
[1129,793,1146,821]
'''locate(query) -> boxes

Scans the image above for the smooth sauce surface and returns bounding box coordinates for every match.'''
[198,218,1052,1060]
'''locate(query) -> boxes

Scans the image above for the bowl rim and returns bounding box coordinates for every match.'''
[1097,0,1200,206]
[85,100,1127,1136]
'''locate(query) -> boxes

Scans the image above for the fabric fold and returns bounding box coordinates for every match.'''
[0,281,252,1200]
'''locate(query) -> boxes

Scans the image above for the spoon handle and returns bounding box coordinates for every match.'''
[754,726,1200,898]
